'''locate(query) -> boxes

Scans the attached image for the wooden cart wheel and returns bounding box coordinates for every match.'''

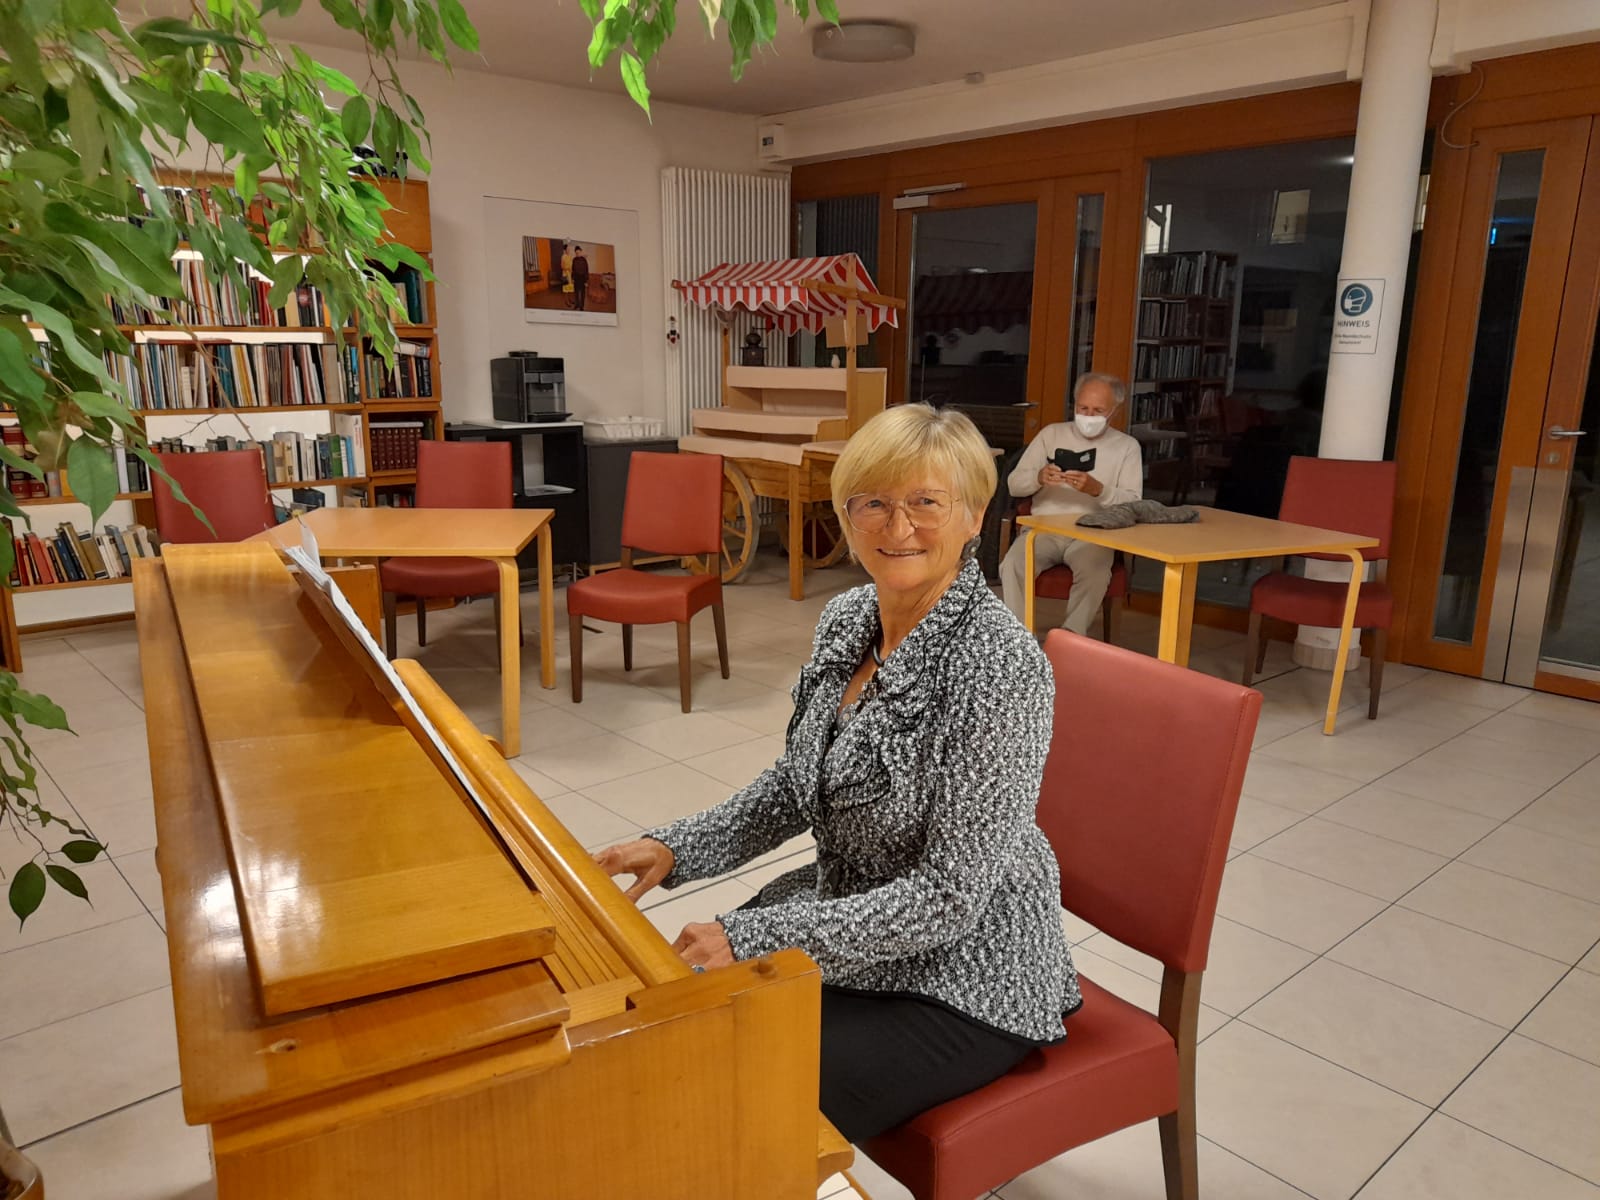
[719,460,758,583]
[777,501,849,569]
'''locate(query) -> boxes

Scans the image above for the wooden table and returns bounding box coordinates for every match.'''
[1019,507,1379,735]
[258,506,554,757]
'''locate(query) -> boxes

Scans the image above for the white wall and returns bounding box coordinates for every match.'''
[307,44,770,425]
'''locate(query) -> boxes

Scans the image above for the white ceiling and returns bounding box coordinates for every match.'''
[175,0,1341,116]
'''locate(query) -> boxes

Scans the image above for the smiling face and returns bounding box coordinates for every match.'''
[844,473,983,601]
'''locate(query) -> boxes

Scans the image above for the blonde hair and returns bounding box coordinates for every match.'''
[831,404,996,523]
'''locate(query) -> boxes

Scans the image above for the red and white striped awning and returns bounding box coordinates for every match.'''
[673,254,901,334]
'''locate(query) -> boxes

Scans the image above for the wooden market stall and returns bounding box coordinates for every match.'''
[673,255,903,600]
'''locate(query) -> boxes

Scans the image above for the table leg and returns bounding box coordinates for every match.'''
[538,524,555,691]
[498,558,521,759]
[1322,551,1364,736]
[1024,530,1037,635]
[788,469,804,602]
[1157,561,1198,666]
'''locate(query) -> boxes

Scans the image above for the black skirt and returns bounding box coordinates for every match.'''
[819,985,1040,1143]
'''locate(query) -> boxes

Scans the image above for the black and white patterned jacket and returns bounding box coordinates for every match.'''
[645,558,1081,1044]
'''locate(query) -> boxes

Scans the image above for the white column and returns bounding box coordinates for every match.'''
[1295,0,1436,672]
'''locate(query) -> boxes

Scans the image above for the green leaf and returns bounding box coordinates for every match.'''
[578,0,601,17]
[311,62,361,95]
[61,840,105,864]
[700,0,723,31]
[372,104,400,168]
[9,862,45,925]
[0,290,108,378]
[438,0,479,52]
[190,92,268,157]
[266,254,306,309]
[67,77,106,180]
[11,687,71,732]
[817,0,839,21]
[10,149,73,185]
[45,864,90,901]
[620,51,651,115]
[0,331,46,404]
[132,17,248,49]
[340,95,371,145]
[0,536,13,586]
[68,390,136,428]
[65,437,118,522]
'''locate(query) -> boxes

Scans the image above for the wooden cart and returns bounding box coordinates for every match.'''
[672,255,903,600]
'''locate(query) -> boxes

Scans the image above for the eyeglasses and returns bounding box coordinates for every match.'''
[844,490,958,533]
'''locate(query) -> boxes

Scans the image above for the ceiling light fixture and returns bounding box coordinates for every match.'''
[812,21,916,65]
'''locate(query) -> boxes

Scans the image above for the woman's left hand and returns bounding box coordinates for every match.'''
[1063,471,1103,497]
[673,921,735,971]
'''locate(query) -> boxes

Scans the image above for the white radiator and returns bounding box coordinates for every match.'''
[662,167,790,437]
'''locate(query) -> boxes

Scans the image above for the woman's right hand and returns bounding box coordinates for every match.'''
[592,837,676,903]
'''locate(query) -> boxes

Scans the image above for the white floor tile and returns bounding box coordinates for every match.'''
[1215,855,1387,953]
[1254,716,1451,784]
[1511,786,1600,850]
[1316,784,1500,857]
[0,915,169,1042]
[1377,755,1550,821]
[1505,691,1600,732]
[1240,958,1504,1105]
[682,734,787,789]
[0,858,146,956]
[1229,795,1308,852]
[1327,907,1568,1027]
[1198,918,1316,1016]
[1460,824,1600,905]
[1239,757,1361,814]
[21,1087,215,1200]
[1251,818,1447,902]
[1399,861,1600,964]
[114,849,166,930]
[527,729,673,792]
[1442,1035,1600,1184]
[641,877,758,942]
[620,710,762,759]
[581,761,736,828]
[1517,969,1600,1067]
[1197,1021,1426,1200]
[0,987,179,1146]
[1358,1113,1600,1200]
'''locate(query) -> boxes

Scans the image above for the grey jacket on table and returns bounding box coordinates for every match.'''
[644,558,1082,1044]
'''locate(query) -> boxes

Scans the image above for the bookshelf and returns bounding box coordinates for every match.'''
[4,175,445,644]
[1129,250,1239,503]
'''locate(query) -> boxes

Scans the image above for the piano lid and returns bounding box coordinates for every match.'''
[161,544,556,1017]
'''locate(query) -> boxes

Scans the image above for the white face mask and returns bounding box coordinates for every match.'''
[1076,413,1109,439]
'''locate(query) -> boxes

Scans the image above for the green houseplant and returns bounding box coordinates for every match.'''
[0,0,831,1183]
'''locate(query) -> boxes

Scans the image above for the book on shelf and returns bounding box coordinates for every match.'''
[376,263,429,325]
[106,339,348,411]
[364,339,434,401]
[148,431,362,486]
[368,420,427,471]
[4,520,160,587]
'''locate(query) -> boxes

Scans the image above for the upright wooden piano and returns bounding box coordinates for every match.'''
[136,541,852,1198]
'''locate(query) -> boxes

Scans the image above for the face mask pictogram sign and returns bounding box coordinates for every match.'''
[1332,278,1384,355]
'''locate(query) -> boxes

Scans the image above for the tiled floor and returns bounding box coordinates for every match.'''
[3,549,1598,1200]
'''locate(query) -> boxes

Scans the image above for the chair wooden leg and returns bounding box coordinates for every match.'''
[492,592,503,671]
[622,624,634,672]
[712,604,730,679]
[1100,596,1116,645]
[676,621,693,713]
[569,610,584,703]
[1242,610,1263,686]
[415,596,427,647]
[383,592,398,660]
[1158,970,1202,1200]
[1368,626,1387,721]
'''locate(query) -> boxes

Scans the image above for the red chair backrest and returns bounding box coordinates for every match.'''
[620,452,723,557]
[1039,632,1260,974]
[151,450,276,544]
[415,440,512,509]
[1277,456,1397,562]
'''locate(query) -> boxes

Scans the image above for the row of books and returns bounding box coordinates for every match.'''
[365,340,434,400]
[379,263,430,325]
[1140,251,1236,299]
[136,184,241,231]
[149,425,366,483]
[106,340,350,411]
[3,426,49,500]
[369,421,427,472]
[105,265,335,330]
[1136,300,1203,339]
[6,520,161,588]
[1134,343,1229,381]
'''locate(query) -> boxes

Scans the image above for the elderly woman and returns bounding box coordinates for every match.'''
[595,404,1080,1142]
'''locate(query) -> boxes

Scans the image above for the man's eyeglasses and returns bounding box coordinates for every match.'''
[844,490,958,533]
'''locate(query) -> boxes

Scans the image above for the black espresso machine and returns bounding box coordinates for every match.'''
[490,352,568,422]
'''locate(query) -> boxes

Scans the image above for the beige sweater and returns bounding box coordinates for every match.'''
[1008,422,1144,519]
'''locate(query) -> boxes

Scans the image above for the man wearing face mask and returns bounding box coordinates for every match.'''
[999,372,1144,635]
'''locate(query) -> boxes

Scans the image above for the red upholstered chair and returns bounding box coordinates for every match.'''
[565,452,728,713]
[1242,456,1398,719]
[379,440,517,662]
[150,450,276,543]
[1005,498,1129,643]
[862,631,1261,1200]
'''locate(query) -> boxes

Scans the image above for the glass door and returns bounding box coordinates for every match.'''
[1402,117,1594,687]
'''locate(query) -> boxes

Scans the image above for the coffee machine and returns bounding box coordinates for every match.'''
[490,352,568,422]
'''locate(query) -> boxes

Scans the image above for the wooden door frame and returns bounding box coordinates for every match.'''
[1390,116,1593,674]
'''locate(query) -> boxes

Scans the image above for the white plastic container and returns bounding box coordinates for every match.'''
[582,416,667,441]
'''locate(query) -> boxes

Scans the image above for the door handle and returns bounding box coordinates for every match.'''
[1548,426,1587,439]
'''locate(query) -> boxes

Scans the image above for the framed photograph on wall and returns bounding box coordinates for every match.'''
[523,235,619,327]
